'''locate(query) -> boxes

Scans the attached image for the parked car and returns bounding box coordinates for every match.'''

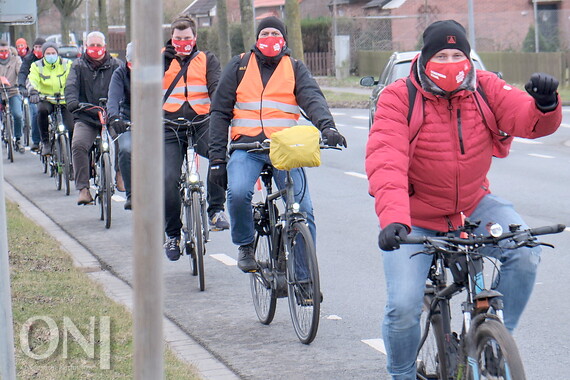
[59,45,81,61]
[360,50,487,129]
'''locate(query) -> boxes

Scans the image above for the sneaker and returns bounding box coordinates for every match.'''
[41,142,52,156]
[237,242,256,272]
[77,188,93,205]
[115,171,125,192]
[15,139,25,154]
[164,236,181,261]
[209,211,230,231]
[31,143,40,152]
[124,196,132,210]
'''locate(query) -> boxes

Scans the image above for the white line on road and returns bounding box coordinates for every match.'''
[352,115,369,120]
[362,338,387,355]
[560,123,570,128]
[514,137,542,145]
[326,315,343,320]
[112,194,126,202]
[345,171,367,179]
[528,153,555,159]
[354,126,368,130]
[335,123,346,127]
[331,112,346,116]
[565,227,570,232]
[211,253,237,266]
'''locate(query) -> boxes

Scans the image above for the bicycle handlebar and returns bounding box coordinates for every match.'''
[163,115,211,127]
[39,94,65,103]
[229,140,342,153]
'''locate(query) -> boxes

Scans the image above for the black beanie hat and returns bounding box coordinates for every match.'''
[256,16,287,42]
[33,37,46,47]
[420,20,470,68]
[41,41,59,56]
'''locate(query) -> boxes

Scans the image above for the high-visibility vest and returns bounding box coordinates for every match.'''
[231,54,299,140]
[162,51,210,114]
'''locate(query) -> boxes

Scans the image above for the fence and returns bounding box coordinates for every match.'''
[304,51,334,76]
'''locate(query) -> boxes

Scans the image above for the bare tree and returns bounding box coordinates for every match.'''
[216,0,231,65]
[239,0,255,51]
[284,0,303,60]
[98,0,108,36]
[53,0,83,45]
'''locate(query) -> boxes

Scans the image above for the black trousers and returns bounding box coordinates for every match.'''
[37,101,74,143]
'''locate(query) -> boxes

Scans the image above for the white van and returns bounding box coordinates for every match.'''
[45,33,78,46]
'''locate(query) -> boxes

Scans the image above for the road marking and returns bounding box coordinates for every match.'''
[536,282,544,285]
[211,253,237,266]
[351,115,369,120]
[112,194,125,202]
[354,126,368,130]
[345,171,367,179]
[514,137,542,145]
[362,338,387,355]
[331,112,346,116]
[565,227,570,232]
[528,153,555,159]
[326,315,343,320]
[560,123,570,128]
[335,123,346,127]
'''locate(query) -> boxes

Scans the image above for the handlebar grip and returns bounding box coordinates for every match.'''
[528,224,566,236]
[400,236,427,245]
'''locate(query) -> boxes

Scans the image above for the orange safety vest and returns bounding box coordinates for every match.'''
[231,54,300,140]
[162,51,210,114]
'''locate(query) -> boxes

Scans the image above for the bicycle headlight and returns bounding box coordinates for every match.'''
[292,202,300,213]
[58,124,65,133]
[188,173,199,183]
[102,141,109,151]
[486,222,503,238]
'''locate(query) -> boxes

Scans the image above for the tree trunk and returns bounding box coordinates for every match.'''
[98,0,108,36]
[238,0,255,51]
[61,14,71,44]
[284,0,303,60]
[216,0,231,65]
[53,0,83,44]
[125,0,131,41]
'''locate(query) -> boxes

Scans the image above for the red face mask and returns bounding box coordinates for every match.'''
[0,51,9,60]
[172,39,196,55]
[256,36,285,57]
[17,47,27,57]
[425,59,471,92]
[86,46,106,59]
[33,49,43,59]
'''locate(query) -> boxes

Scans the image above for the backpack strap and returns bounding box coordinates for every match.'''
[237,52,252,86]
[405,77,425,157]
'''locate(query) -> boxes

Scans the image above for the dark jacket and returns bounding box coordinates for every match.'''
[209,46,335,163]
[107,62,131,120]
[163,44,220,123]
[65,53,122,127]
[17,51,40,88]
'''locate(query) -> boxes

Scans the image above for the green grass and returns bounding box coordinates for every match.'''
[6,200,201,379]
[314,75,363,88]
[321,89,370,108]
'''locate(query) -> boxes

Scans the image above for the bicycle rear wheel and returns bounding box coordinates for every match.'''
[286,221,320,344]
[417,289,449,380]
[191,191,205,291]
[101,152,112,228]
[467,319,526,380]
[4,113,14,162]
[53,138,62,191]
[250,230,277,325]
[23,102,31,146]
[59,135,71,195]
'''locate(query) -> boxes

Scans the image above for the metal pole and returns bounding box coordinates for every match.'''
[132,0,164,378]
[0,154,17,380]
[86,0,90,37]
[332,0,338,78]
[533,0,539,53]
[467,0,476,50]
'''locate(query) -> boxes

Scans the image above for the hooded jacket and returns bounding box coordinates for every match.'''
[107,62,131,120]
[365,56,562,232]
[209,46,334,163]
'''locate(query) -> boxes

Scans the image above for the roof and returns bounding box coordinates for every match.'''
[255,10,280,19]
[254,0,303,7]
[183,0,216,15]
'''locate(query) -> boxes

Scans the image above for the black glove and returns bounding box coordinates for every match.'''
[29,91,40,104]
[525,73,559,111]
[19,85,28,98]
[110,118,129,135]
[322,127,347,148]
[208,162,227,189]
[163,41,176,72]
[378,223,408,251]
[78,102,100,118]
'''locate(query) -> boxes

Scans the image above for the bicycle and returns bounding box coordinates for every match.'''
[41,94,72,195]
[401,220,565,380]
[164,116,210,291]
[1,77,15,162]
[79,100,114,229]
[22,95,31,147]
[230,139,339,344]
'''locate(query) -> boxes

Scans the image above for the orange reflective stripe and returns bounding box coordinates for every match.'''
[162,51,211,114]
[231,54,299,140]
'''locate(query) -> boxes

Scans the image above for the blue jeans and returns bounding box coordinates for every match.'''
[8,94,23,139]
[381,194,540,379]
[117,131,132,198]
[227,149,316,246]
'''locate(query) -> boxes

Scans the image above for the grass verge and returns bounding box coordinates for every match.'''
[322,90,369,109]
[6,200,201,379]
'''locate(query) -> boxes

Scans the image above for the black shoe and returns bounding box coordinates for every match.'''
[164,236,181,261]
[294,280,323,306]
[124,197,132,210]
[237,242,256,272]
[41,142,52,156]
[31,143,40,152]
[209,211,230,231]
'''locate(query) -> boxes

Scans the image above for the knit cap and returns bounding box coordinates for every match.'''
[16,38,27,47]
[256,16,287,42]
[33,37,46,47]
[41,41,59,56]
[420,20,471,68]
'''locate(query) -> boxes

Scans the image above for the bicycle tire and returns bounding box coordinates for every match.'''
[417,290,449,380]
[286,221,320,344]
[4,112,14,162]
[59,135,71,196]
[53,138,62,191]
[102,152,112,228]
[191,191,206,291]
[250,230,277,325]
[466,319,526,380]
[23,102,31,146]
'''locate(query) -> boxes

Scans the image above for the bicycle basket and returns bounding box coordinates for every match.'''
[269,125,321,171]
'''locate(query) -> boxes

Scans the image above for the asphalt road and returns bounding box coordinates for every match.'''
[3,107,570,379]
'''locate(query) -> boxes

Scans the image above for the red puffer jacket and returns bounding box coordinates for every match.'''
[366,59,562,232]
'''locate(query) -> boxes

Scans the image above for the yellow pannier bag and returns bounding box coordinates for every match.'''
[269,125,321,171]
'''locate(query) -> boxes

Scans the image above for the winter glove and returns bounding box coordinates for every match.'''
[163,41,176,72]
[19,85,28,98]
[378,223,408,251]
[321,127,347,148]
[29,91,40,104]
[208,162,227,189]
[78,102,101,118]
[110,118,129,135]
[525,72,559,112]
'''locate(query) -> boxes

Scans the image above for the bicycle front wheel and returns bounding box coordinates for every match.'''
[417,289,449,380]
[60,135,71,196]
[23,102,31,146]
[192,191,205,291]
[286,221,320,344]
[250,230,277,325]
[4,113,14,162]
[53,138,62,191]
[101,152,112,228]
[467,319,526,380]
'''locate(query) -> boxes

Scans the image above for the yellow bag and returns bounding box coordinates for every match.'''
[269,125,321,171]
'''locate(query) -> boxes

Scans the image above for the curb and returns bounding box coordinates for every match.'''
[4,182,240,380]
